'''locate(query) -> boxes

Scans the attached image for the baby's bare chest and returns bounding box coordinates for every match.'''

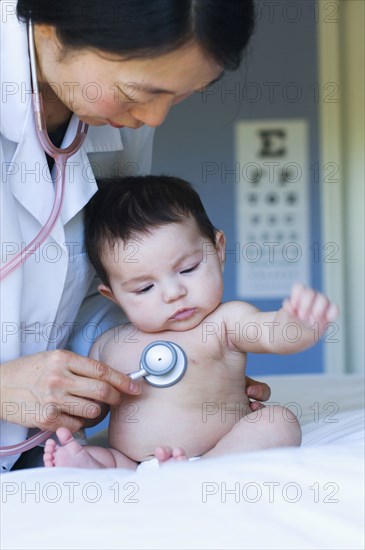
[104,329,249,459]
[106,324,243,375]
[103,328,247,410]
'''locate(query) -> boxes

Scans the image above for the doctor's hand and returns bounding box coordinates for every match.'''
[245,376,271,411]
[0,350,141,432]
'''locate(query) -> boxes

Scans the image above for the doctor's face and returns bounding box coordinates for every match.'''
[34,25,223,129]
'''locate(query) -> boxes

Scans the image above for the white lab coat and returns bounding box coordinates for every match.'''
[0,7,155,470]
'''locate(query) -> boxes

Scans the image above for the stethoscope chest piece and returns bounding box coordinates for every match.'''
[129,341,187,387]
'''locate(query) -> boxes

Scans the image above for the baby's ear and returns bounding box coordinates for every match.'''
[215,230,226,267]
[98,284,118,305]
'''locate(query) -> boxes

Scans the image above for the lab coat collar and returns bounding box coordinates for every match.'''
[0,6,30,143]
[55,118,125,226]
[2,10,124,233]
[1,11,124,152]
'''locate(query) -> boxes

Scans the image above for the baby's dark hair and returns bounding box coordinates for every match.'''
[84,175,217,285]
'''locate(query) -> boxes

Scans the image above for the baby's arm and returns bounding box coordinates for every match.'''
[222,283,339,354]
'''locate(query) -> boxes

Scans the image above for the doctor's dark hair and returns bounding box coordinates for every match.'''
[84,175,218,286]
[17,0,255,70]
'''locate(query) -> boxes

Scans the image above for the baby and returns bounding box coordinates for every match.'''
[44,175,338,469]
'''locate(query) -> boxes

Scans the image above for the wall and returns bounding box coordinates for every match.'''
[341,1,365,374]
[152,0,325,376]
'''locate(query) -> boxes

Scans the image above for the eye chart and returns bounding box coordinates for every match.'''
[234,119,310,299]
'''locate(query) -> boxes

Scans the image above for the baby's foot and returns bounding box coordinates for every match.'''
[43,427,103,469]
[154,445,188,466]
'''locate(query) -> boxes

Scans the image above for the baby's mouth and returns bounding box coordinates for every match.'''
[170,308,196,321]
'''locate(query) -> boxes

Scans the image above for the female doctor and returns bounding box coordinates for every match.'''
[0,0,270,471]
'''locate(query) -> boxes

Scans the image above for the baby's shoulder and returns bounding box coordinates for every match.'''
[208,301,259,323]
[89,323,140,361]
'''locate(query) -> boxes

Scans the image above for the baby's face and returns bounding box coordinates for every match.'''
[99,218,225,333]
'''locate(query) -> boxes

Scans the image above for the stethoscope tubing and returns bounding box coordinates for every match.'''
[0,430,53,458]
[0,21,189,460]
[0,20,88,281]
[0,19,89,455]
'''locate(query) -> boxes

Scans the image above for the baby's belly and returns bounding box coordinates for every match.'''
[109,391,250,461]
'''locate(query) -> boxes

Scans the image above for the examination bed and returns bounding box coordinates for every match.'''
[1,374,364,550]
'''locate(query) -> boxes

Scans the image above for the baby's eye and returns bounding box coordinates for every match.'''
[135,284,154,294]
[180,263,199,274]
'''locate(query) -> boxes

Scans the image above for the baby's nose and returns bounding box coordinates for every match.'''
[163,282,187,303]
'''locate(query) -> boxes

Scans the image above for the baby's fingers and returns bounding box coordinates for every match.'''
[326,303,339,322]
[310,293,330,322]
[311,294,339,323]
[297,288,316,321]
[290,283,305,309]
[282,298,296,317]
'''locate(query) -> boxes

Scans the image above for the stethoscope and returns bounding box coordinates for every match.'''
[129,341,187,387]
[0,20,89,281]
[0,341,188,457]
[0,23,188,456]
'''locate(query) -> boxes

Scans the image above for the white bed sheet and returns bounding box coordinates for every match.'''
[1,374,364,550]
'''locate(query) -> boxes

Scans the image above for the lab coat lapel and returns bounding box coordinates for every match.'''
[2,11,125,240]
[2,13,64,243]
[8,101,66,243]
[9,112,124,237]
[59,121,124,226]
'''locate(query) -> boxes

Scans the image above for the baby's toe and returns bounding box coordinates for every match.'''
[154,446,173,461]
[172,447,187,460]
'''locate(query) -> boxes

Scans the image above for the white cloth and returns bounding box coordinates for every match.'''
[0,4,155,470]
[136,456,200,472]
[1,409,364,550]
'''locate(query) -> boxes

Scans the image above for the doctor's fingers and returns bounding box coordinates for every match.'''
[65,353,142,403]
[246,376,271,402]
[37,409,85,433]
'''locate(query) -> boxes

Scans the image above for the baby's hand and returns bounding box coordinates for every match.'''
[282,283,339,328]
